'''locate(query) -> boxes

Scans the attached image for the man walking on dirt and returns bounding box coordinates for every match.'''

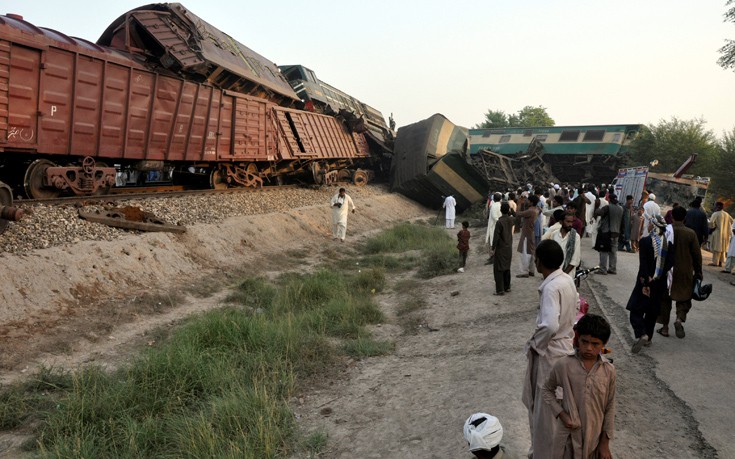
[658,206,703,339]
[522,239,579,459]
[330,187,355,242]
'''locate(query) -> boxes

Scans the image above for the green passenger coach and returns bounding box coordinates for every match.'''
[468,124,642,183]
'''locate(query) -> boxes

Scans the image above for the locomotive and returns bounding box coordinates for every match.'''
[0,3,389,202]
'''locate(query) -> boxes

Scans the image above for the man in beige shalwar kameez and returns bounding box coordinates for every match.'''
[709,202,733,267]
[522,239,579,459]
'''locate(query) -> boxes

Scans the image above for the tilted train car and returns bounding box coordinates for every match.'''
[279,64,394,152]
[468,124,642,183]
[0,7,374,199]
[390,114,487,212]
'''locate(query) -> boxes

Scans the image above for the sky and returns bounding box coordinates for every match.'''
[4,1,734,136]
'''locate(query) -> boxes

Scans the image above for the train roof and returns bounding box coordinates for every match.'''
[469,124,643,134]
[0,13,133,62]
[98,3,299,104]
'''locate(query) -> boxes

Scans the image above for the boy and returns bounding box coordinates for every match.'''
[542,314,616,459]
[457,221,470,273]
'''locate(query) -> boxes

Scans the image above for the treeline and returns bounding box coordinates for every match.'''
[626,118,735,207]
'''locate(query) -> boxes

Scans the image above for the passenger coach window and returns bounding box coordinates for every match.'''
[612,133,621,142]
[559,130,580,141]
[535,134,547,141]
[499,135,511,143]
[583,130,605,141]
[523,130,533,137]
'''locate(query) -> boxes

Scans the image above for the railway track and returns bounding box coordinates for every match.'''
[14,183,306,206]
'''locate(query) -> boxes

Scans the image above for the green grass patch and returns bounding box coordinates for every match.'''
[360,222,457,278]
[361,222,451,254]
[2,267,388,458]
[341,337,395,359]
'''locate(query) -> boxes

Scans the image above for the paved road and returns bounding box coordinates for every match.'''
[580,238,734,458]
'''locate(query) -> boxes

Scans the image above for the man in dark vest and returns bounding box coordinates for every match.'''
[593,194,624,275]
[684,196,708,246]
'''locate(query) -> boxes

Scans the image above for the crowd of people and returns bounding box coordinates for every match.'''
[448,182,732,458]
[326,185,731,458]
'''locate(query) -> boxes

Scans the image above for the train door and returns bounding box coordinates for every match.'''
[5,44,40,148]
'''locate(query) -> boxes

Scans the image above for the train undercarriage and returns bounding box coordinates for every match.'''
[0,155,376,201]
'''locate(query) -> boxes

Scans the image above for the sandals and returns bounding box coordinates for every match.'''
[656,327,669,337]
[674,321,685,339]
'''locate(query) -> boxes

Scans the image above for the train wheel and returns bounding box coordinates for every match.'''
[94,162,112,195]
[311,162,324,185]
[337,169,351,182]
[24,159,61,199]
[209,168,228,190]
[245,163,258,175]
[0,182,12,234]
[353,169,368,187]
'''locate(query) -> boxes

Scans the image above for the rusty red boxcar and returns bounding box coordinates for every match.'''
[0,6,374,200]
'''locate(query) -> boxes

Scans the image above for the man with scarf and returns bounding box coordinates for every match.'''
[626,215,672,353]
[548,211,580,276]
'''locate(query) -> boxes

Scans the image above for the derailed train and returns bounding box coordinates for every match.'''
[0,3,392,203]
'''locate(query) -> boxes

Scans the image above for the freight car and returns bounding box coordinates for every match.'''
[468,124,642,183]
[0,5,379,199]
[279,65,394,153]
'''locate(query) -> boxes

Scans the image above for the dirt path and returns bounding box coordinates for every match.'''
[0,193,719,458]
[293,229,716,458]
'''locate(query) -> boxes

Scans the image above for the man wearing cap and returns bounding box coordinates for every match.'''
[658,206,703,339]
[330,187,356,242]
[463,413,510,458]
[641,193,661,238]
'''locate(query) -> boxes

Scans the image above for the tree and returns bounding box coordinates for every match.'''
[508,105,555,127]
[475,106,554,129]
[710,127,735,201]
[717,0,735,71]
[628,117,719,174]
[475,109,509,129]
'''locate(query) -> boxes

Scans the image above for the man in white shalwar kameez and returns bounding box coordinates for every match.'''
[709,202,734,266]
[330,187,355,242]
[443,195,457,229]
[642,193,661,238]
[485,193,503,245]
[522,239,579,459]
[584,188,597,237]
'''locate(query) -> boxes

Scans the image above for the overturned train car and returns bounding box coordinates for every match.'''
[0,4,378,199]
[390,114,487,212]
[469,125,642,184]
